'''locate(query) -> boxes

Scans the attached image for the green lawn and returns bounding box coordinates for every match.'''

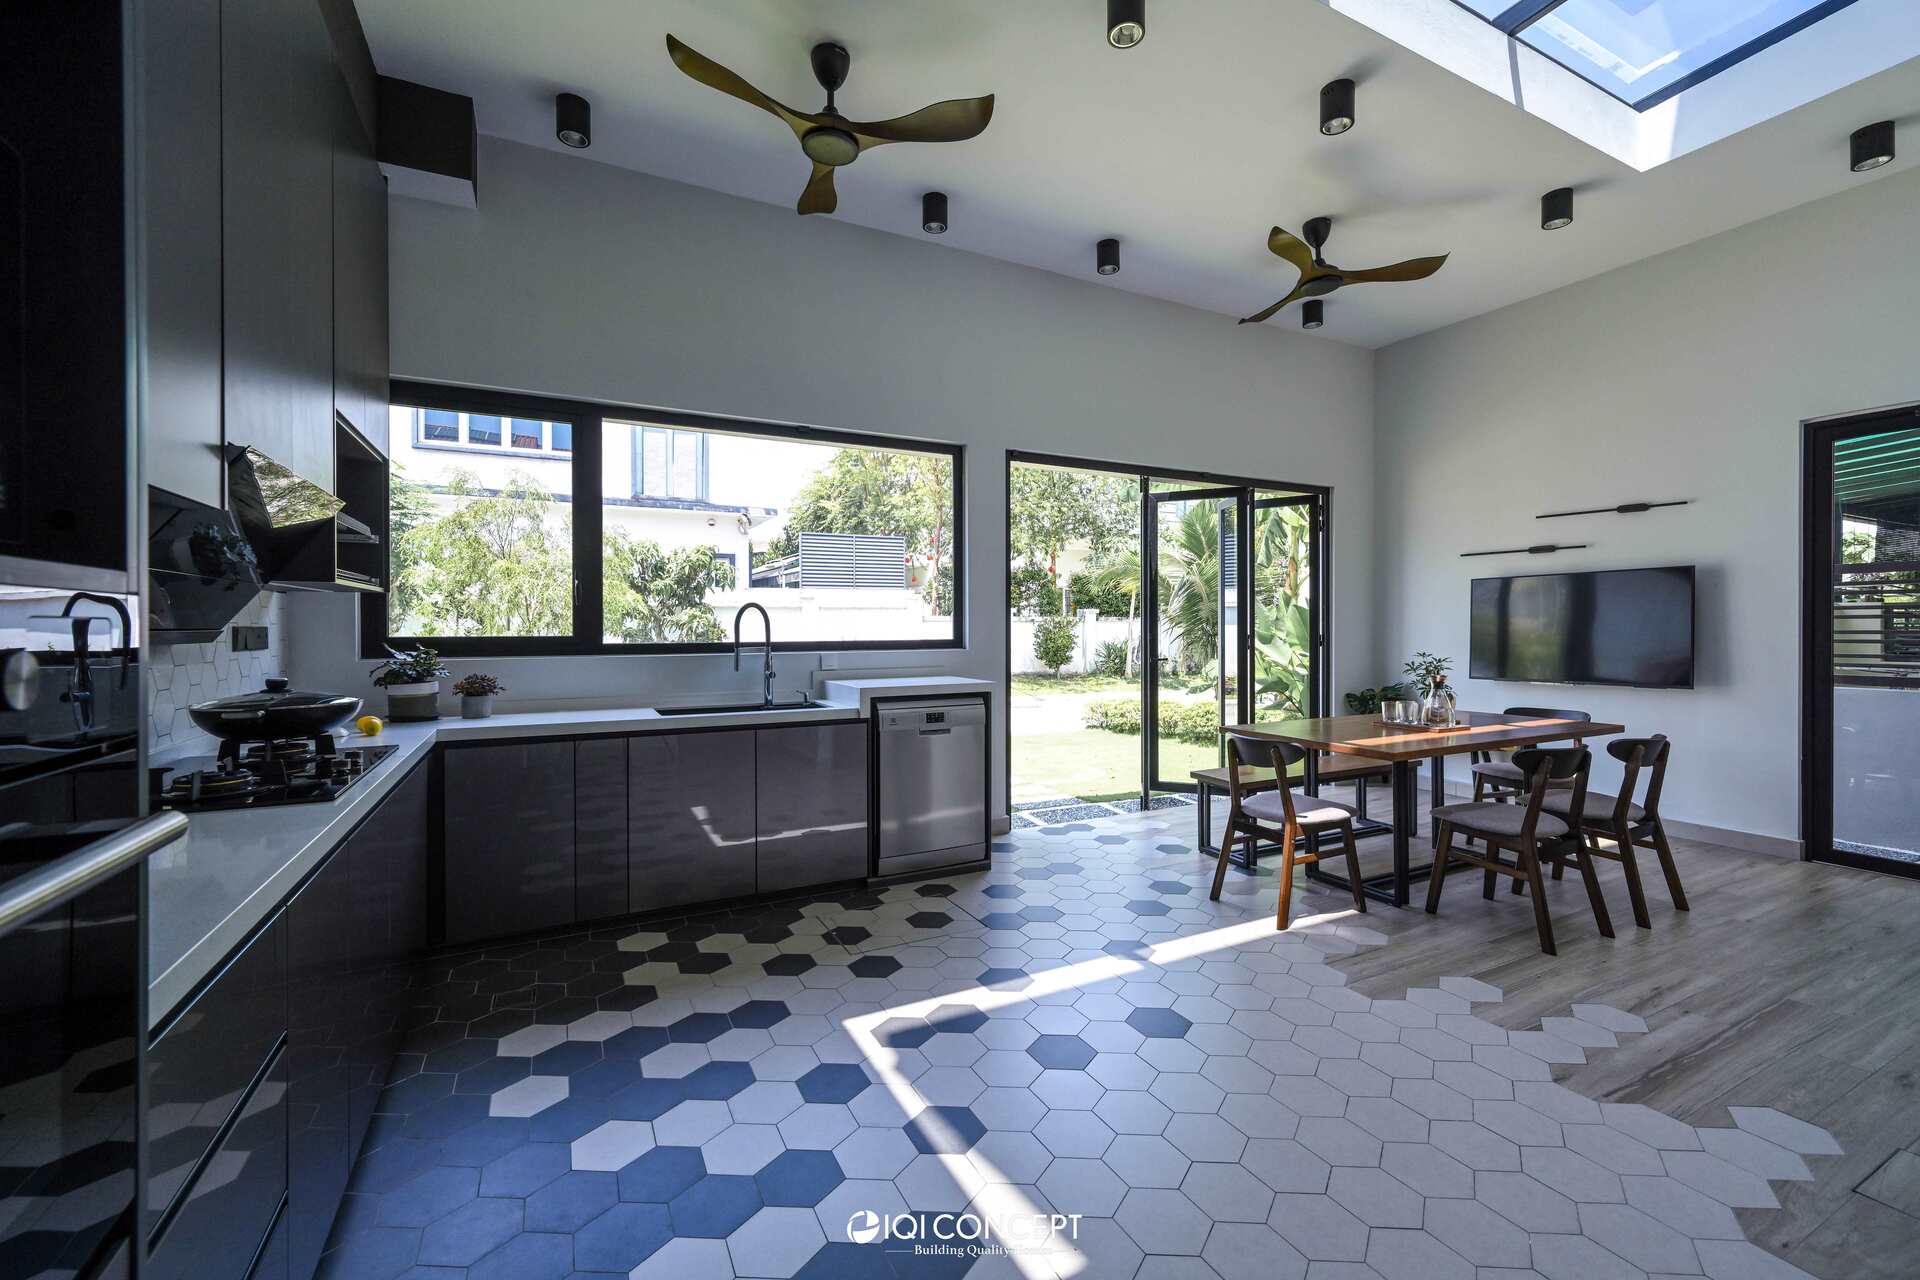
[1011,673,1137,696]
[1011,727,1217,805]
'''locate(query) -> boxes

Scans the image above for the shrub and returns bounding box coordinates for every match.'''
[1032,615,1079,676]
[1065,572,1134,619]
[1083,698,1220,746]
[1093,639,1130,677]
[1344,684,1410,715]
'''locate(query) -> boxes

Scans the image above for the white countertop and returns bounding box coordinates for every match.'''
[146,679,988,1029]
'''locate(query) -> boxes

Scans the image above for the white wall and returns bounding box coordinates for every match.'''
[1372,165,1920,847]
[289,136,1376,818]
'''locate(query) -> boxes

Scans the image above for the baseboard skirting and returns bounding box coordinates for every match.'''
[991,815,1013,837]
[1435,780,1801,859]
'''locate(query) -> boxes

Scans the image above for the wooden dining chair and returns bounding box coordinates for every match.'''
[1470,706,1592,802]
[1208,734,1368,931]
[1540,734,1686,929]
[1425,746,1613,955]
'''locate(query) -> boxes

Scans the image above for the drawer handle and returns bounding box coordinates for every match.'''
[918,727,952,736]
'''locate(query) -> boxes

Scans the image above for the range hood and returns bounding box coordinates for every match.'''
[148,487,267,643]
[226,444,383,592]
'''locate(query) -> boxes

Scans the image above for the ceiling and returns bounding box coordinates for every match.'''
[357,0,1919,348]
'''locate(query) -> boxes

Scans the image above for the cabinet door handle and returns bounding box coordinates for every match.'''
[0,811,188,940]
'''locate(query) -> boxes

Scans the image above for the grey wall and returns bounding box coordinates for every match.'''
[1372,165,1920,846]
[289,136,1378,817]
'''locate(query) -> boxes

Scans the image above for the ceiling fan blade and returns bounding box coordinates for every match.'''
[1340,253,1449,284]
[666,34,815,140]
[1237,283,1311,326]
[851,95,995,149]
[1266,227,1315,274]
[796,163,838,215]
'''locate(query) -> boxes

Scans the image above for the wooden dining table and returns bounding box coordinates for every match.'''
[1221,710,1624,907]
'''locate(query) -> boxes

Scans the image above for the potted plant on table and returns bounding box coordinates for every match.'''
[451,672,506,720]
[1403,651,1456,727]
[370,646,450,722]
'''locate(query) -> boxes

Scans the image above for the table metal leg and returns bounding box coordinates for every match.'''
[1196,781,1213,853]
[1430,755,1446,849]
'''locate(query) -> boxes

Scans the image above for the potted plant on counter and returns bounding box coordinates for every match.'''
[370,646,450,722]
[452,672,505,720]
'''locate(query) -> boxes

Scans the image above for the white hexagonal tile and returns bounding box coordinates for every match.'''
[1725,1106,1841,1157]
[570,1119,654,1171]
[654,1099,732,1148]
[703,1123,787,1175]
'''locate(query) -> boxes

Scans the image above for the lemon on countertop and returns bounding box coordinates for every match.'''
[354,714,385,737]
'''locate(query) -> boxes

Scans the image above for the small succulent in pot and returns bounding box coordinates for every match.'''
[451,672,506,720]
[369,646,451,721]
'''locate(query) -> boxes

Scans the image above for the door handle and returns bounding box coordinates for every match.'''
[0,811,188,941]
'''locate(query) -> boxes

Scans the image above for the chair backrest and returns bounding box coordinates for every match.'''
[1606,734,1670,820]
[1510,745,1591,839]
[1225,734,1304,820]
[1505,706,1592,723]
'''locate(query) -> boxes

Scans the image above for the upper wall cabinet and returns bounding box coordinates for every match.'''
[332,74,388,447]
[221,0,338,492]
[140,0,225,507]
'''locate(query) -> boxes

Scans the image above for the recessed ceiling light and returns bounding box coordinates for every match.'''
[1097,238,1120,276]
[1319,79,1355,136]
[1107,0,1145,49]
[922,192,948,235]
[1851,120,1895,172]
[556,92,591,149]
[1302,300,1324,330]
[1541,187,1574,231]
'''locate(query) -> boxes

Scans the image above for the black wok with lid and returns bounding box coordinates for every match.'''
[188,678,363,741]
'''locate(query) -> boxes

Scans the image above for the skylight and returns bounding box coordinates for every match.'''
[1449,0,1861,109]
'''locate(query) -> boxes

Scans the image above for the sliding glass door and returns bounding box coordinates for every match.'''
[1804,408,1920,878]
[1143,487,1325,793]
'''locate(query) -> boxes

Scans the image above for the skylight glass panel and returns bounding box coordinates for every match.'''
[1519,0,1852,106]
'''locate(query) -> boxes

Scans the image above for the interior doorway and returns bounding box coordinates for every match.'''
[1803,406,1920,878]
[1006,454,1327,826]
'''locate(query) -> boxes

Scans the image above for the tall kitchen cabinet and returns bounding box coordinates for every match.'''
[220,0,345,492]
[331,62,388,445]
[442,742,578,944]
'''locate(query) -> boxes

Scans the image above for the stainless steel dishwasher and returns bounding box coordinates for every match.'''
[877,698,988,876]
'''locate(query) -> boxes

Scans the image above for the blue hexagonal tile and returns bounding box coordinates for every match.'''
[1103,940,1153,960]
[617,1144,706,1203]
[797,1063,870,1105]
[681,1061,756,1101]
[416,1194,522,1266]
[573,1202,672,1271]
[528,1041,601,1077]
[847,955,903,979]
[977,967,1031,989]
[375,1164,478,1227]
[1026,1034,1096,1071]
[603,1025,669,1060]
[523,1169,616,1233]
[763,954,817,977]
[1018,905,1064,922]
[608,1077,685,1121]
[794,1242,895,1280]
[478,1142,570,1198]
[1125,1007,1193,1038]
[979,912,1026,930]
[1124,899,1172,917]
[876,1018,934,1050]
[525,1096,612,1144]
[904,1105,987,1155]
[1148,880,1192,895]
[728,999,791,1030]
[565,1057,643,1099]
[927,1005,988,1035]
[667,1173,762,1237]
[667,1012,732,1043]
[906,911,952,929]
[754,1149,845,1208]
[467,1230,571,1280]
[982,884,1023,899]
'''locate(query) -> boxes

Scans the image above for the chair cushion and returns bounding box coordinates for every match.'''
[1470,759,1526,783]
[1243,791,1355,828]
[1544,792,1645,824]
[1432,801,1569,840]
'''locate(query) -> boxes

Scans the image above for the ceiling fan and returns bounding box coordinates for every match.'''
[1238,218,1448,325]
[665,34,994,216]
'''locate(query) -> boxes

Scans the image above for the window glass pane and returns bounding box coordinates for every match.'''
[511,418,543,449]
[550,422,573,452]
[384,403,573,638]
[601,418,955,646]
[639,429,669,498]
[422,409,458,442]
[466,414,502,446]
[1519,0,1837,102]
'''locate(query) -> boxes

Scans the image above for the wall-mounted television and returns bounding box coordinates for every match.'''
[1470,566,1695,689]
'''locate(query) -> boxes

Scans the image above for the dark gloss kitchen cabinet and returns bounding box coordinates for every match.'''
[443,741,577,943]
[755,723,870,893]
[628,730,757,912]
[221,0,338,491]
[576,736,631,920]
[330,66,388,444]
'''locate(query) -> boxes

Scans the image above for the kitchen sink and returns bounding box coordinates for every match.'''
[654,700,828,716]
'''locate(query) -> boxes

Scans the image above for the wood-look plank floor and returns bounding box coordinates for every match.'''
[1199,789,1920,1279]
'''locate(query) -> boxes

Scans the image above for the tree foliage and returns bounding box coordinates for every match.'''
[1008,467,1136,594]
[1032,615,1078,677]
[392,468,732,644]
[764,448,954,613]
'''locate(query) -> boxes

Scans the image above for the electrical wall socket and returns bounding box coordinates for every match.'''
[230,625,270,653]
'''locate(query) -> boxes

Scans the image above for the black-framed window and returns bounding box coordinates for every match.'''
[365,383,965,657]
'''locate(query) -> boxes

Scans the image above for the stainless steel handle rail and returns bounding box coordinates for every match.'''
[0,810,188,941]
